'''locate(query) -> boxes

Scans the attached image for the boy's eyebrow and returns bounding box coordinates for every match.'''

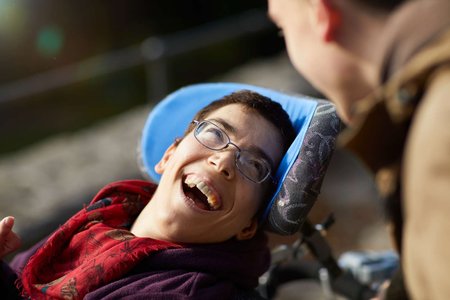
[210,117,276,169]
[211,118,236,134]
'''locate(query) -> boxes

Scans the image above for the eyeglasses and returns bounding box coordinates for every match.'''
[192,120,274,184]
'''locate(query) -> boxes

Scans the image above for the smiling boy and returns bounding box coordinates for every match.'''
[132,99,288,244]
[0,90,295,299]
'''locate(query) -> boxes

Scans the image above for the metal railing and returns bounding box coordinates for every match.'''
[0,9,274,104]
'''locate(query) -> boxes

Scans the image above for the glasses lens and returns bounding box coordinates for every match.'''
[236,151,270,183]
[194,120,271,183]
[195,121,228,150]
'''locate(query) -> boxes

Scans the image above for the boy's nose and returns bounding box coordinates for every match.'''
[207,151,235,180]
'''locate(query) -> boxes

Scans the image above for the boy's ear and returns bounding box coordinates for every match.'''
[154,143,177,174]
[236,218,258,241]
[313,0,341,42]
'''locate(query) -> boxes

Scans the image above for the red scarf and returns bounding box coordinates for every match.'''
[20,180,180,300]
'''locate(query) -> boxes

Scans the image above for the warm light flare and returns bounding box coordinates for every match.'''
[0,0,27,39]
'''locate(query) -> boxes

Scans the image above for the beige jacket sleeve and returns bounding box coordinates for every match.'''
[403,65,450,300]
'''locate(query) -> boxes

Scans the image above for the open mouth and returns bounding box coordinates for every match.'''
[182,175,221,211]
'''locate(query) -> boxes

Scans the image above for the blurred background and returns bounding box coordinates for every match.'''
[0,0,285,155]
[0,0,391,274]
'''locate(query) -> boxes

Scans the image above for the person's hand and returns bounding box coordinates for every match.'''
[0,216,21,260]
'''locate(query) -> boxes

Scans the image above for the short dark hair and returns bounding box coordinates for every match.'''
[184,90,296,155]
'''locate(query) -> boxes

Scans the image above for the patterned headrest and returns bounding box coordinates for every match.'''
[139,83,341,235]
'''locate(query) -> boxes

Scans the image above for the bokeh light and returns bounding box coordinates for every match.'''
[36,25,65,57]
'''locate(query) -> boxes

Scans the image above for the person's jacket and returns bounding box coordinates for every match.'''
[340,1,450,299]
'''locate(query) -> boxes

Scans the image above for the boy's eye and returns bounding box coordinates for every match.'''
[238,154,268,179]
[194,121,230,149]
[206,127,223,138]
[248,160,266,177]
[203,125,226,143]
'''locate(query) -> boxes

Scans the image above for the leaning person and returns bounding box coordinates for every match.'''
[0,90,296,299]
[268,0,450,298]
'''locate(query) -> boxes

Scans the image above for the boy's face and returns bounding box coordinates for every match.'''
[150,104,284,243]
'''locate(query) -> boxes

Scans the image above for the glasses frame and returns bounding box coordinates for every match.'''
[192,120,275,184]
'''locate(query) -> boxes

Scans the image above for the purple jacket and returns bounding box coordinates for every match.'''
[1,231,269,299]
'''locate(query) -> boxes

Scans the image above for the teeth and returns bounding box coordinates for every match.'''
[184,176,220,210]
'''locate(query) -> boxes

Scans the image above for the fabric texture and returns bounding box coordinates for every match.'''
[267,100,341,235]
[339,1,450,299]
[85,230,269,299]
[3,180,270,300]
[20,180,179,299]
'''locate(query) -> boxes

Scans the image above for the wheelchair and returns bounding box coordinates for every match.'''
[139,82,398,300]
